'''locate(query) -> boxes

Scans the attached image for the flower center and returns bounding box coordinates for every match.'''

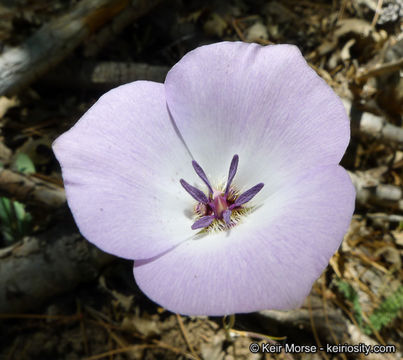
[180,154,264,230]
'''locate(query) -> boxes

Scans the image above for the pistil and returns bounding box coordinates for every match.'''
[212,190,228,218]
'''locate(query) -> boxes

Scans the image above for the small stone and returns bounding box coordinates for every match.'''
[245,22,268,42]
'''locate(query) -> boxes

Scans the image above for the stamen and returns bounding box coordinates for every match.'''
[192,160,214,194]
[230,183,264,208]
[225,154,239,195]
[180,179,208,204]
[180,155,264,231]
[192,215,215,230]
[223,209,231,225]
[194,203,207,217]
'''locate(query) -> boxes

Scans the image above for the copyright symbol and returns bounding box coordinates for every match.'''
[249,343,260,353]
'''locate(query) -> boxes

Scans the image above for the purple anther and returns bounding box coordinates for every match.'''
[225,154,239,195]
[230,183,264,208]
[223,209,231,225]
[180,179,208,204]
[191,215,215,230]
[192,160,214,194]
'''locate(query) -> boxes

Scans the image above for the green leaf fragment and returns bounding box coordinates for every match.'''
[335,279,363,327]
[363,285,403,335]
[335,278,403,335]
[0,197,32,244]
[13,153,36,174]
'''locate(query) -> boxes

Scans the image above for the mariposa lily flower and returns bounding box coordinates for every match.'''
[53,42,355,316]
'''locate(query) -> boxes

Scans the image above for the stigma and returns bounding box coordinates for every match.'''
[180,155,264,231]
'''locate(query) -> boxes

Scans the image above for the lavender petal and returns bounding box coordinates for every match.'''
[134,166,355,316]
[180,179,208,204]
[231,183,264,208]
[192,160,213,194]
[165,43,350,192]
[225,154,239,195]
[191,215,215,230]
[52,81,197,261]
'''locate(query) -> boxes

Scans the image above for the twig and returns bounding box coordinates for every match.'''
[84,0,162,57]
[365,213,403,222]
[87,344,195,360]
[320,281,348,360]
[0,0,159,96]
[42,61,170,90]
[0,168,66,208]
[330,297,362,330]
[371,0,384,27]
[6,337,20,360]
[348,168,403,212]
[77,301,90,356]
[360,310,386,346]
[84,345,154,360]
[222,314,236,341]
[349,251,389,274]
[337,0,347,22]
[307,296,329,360]
[257,293,348,345]
[356,57,403,81]
[97,316,139,360]
[229,329,286,342]
[329,254,343,278]
[88,312,198,360]
[0,313,81,320]
[343,99,403,148]
[85,305,119,326]
[229,329,293,360]
[231,18,246,41]
[176,314,201,360]
[0,142,12,164]
[346,322,397,360]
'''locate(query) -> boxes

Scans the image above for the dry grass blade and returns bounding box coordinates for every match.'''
[176,314,201,360]
[308,296,329,360]
[371,0,384,27]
